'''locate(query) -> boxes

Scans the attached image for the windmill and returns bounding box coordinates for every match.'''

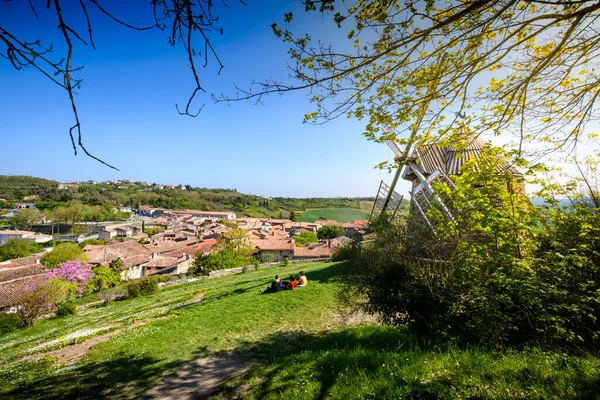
[369,133,456,233]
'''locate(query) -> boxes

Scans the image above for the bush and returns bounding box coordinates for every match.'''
[332,243,358,261]
[282,257,290,266]
[294,231,318,247]
[0,313,20,335]
[86,266,121,293]
[344,201,600,350]
[260,252,277,264]
[77,239,107,249]
[55,301,77,318]
[16,281,73,326]
[191,249,251,276]
[317,225,345,240]
[127,277,159,298]
[99,287,127,304]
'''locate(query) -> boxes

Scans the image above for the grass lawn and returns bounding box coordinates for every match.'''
[0,262,345,398]
[1,261,600,399]
[296,208,369,223]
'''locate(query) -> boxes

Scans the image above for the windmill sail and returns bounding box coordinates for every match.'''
[370,180,404,221]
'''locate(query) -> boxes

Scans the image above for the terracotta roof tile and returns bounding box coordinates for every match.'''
[0,274,45,308]
[84,242,152,264]
[252,239,294,251]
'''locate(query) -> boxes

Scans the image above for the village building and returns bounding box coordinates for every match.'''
[252,239,295,262]
[0,230,52,246]
[14,202,37,210]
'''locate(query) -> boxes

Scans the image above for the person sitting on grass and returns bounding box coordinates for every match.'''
[297,271,307,287]
[287,275,297,290]
[261,274,282,293]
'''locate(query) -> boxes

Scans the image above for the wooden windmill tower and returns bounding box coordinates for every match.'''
[370,127,524,234]
[369,130,456,233]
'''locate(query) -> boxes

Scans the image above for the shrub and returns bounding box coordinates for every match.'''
[344,195,600,350]
[0,313,20,335]
[16,281,72,326]
[77,239,107,249]
[317,225,345,240]
[127,277,159,298]
[191,249,251,276]
[260,252,276,263]
[282,257,290,266]
[86,266,121,293]
[99,287,127,304]
[332,243,357,261]
[55,301,77,318]
[0,239,41,261]
[294,231,318,247]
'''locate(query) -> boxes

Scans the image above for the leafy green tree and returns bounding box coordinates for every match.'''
[41,242,89,269]
[289,211,297,222]
[317,225,345,240]
[0,239,40,261]
[217,228,252,255]
[294,231,318,247]
[231,0,600,166]
[87,266,121,292]
[191,249,251,276]
[13,208,39,230]
[108,258,125,271]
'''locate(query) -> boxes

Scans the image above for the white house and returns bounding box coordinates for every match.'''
[0,230,52,246]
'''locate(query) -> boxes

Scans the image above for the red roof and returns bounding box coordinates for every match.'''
[0,274,45,308]
[0,264,46,283]
[294,244,332,258]
[253,239,294,251]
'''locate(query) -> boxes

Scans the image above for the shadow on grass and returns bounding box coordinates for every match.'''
[299,261,347,284]
[1,354,193,399]
[218,326,600,400]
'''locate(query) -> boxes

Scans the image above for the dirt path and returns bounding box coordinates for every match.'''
[19,329,121,365]
[145,352,248,400]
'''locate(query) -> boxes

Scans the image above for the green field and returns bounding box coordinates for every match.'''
[296,208,369,223]
[2,262,600,399]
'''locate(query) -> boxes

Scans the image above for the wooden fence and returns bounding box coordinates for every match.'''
[399,256,453,278]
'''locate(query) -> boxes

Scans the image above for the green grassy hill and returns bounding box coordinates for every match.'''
[1,262,599,399]
[296,208,369,223]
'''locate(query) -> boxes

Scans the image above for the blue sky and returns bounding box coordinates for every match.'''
[0,0,405,198]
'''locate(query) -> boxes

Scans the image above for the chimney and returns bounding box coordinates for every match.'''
[35,259,40,264]
[152,253,158,259]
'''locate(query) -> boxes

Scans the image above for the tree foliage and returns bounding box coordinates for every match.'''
[0,239,41,261]
[1,1,247,168]
[229,0,600,166]
[294,231,318,247]
[12,208,39,230]
[41,243,89,269]
[317,225,345,240]
[342,158,600,349]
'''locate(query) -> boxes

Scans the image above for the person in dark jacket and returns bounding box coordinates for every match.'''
[261,275,282,293]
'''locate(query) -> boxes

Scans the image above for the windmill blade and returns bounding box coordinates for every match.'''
[370,180,404,221]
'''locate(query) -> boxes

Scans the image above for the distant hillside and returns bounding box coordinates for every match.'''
[0,175,374,219]
[0,176,59,201]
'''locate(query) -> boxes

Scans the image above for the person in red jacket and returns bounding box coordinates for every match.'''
[287,275,298,290]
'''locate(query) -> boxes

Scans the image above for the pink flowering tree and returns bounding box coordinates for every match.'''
[45,260,94,296]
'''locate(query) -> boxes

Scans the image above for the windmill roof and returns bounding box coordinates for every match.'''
[404,135,521,179]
